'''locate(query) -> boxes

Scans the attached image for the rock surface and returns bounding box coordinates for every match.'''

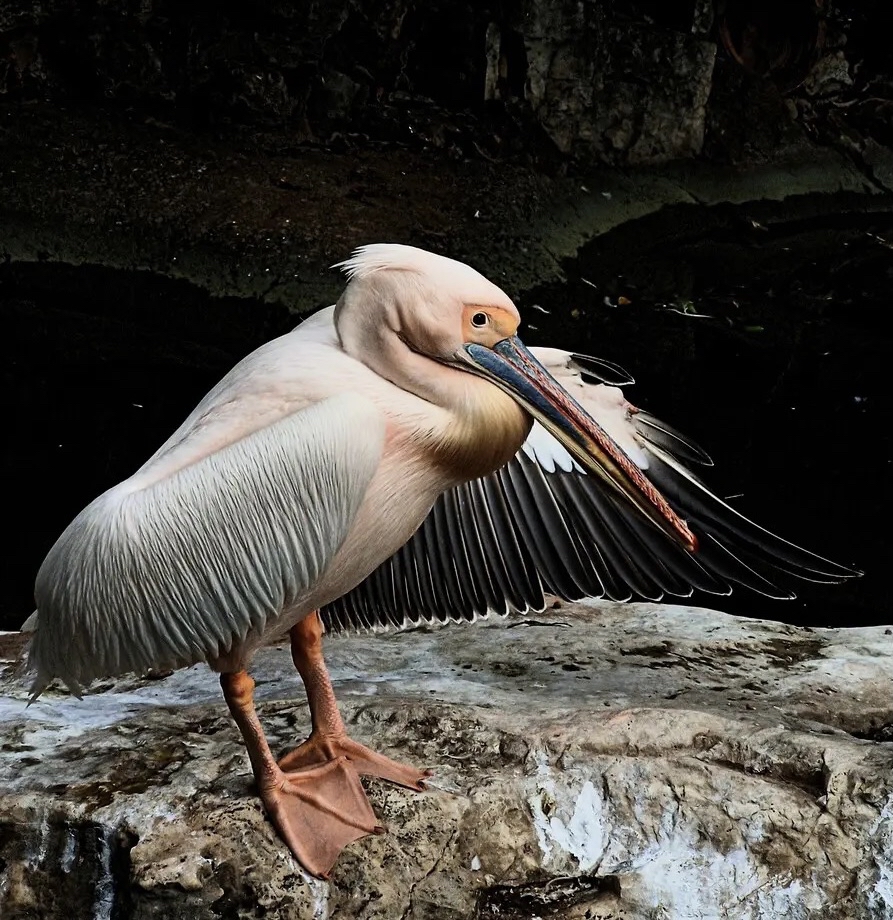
[1,102,886,316]
[1,601,891,919]
[520,5,717,163]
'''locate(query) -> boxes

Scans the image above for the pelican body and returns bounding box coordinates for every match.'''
[27,244,855,876]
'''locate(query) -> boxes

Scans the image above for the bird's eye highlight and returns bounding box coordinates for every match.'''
[471,312,489,328]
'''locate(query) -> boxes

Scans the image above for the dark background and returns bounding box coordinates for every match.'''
[2,0,891,630]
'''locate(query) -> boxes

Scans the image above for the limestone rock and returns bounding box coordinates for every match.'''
[1,601,891,919]
[519,5,717,163]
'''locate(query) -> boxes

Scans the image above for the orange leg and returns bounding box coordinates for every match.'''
[278,611,431,791]
[220,669,382,878]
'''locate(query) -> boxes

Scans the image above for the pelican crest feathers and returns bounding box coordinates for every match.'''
[334,243,514,310]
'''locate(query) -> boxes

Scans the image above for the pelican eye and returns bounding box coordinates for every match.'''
[471,312,489,328]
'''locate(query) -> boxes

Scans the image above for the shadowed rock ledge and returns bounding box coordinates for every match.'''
[1,601,891,919]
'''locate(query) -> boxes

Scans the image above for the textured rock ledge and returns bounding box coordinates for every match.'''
[2,103,889,314]
[1,601,891,919]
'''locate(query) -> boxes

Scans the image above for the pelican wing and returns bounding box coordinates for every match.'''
[322,366,857,633]
[30,394,384,692]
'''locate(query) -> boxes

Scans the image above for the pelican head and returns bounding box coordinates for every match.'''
[335,244,696,551]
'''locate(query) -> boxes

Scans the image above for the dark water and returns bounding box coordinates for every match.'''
[3,209,891,631]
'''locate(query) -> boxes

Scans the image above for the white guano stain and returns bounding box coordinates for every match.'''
[61,827,78,873]
[25,806,51,869]
[527,752,606,871]
[309,878,330,920]
[91,825,117,920]
[869,792,893,915]
[526,757,829,920]
[632,837,820,920]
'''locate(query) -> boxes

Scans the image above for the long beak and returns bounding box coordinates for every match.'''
[457,336,698,552]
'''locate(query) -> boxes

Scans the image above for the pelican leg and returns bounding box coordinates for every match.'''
[220,670,382,878]
[278,612,432,791]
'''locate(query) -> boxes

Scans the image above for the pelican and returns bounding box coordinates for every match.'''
[25,244,855,877]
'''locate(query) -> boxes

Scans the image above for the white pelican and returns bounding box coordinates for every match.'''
[25,244,856,877]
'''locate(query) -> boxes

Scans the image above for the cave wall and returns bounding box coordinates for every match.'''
[2,0,891,168]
